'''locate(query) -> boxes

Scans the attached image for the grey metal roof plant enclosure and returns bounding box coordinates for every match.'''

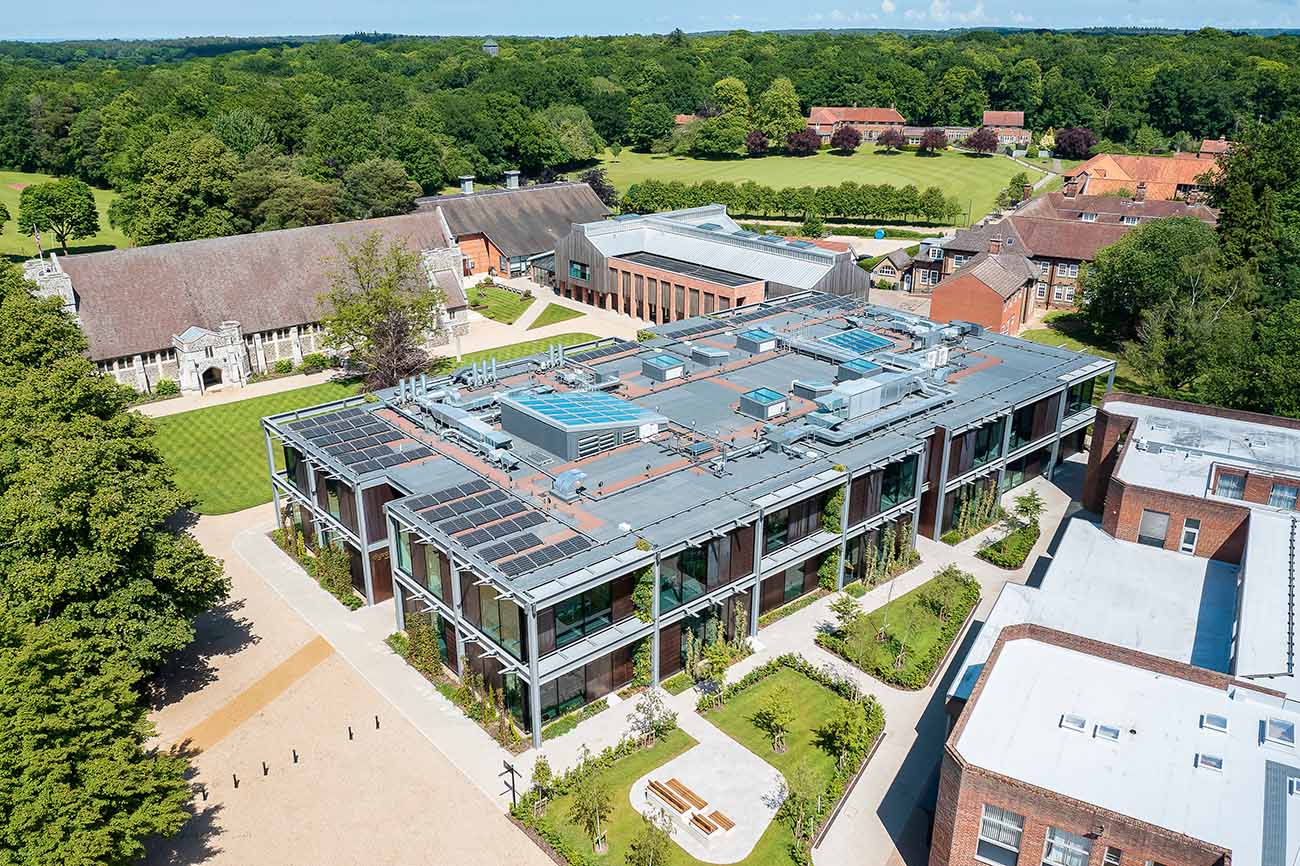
[499,391,667,460]
[641,353,686,382]
[739,387,789,421]
[736,328,779,354]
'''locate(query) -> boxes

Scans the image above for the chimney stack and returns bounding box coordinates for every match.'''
[459,175,475,195]
[505,170,520,190]
[1135,182,1147,202]
[989,236,1004,254]
[1021,182,1033,203]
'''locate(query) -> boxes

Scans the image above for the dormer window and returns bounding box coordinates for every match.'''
[1060,714,1087,733]
[1123,216,1138,226]
[1201,713,1229,733]
[1081,212,1098,222]
[1196,753,1224,773]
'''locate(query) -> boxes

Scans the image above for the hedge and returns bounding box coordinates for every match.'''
[978,521,1041,569]
[661,671,694,695]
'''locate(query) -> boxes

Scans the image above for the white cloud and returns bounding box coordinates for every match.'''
[1009,10,1032,23]
[881,0,896,12]
[919,0,986,23]
[807,7,878,22]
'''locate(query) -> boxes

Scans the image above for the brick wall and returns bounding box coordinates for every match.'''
[457,233,505,276]
[930,624,1252,866]
[930,273,1023,336]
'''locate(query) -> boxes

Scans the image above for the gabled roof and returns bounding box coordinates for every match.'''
[1066,153,1216,199]
[57,210,459,362]
[418,182,610,258]
[1009,216,1130,262]
[883,248,913,268]
[808,106,906,126]
[1200,138,1232,156]
[1018,191,1218,225]
[942,220,1029,255]
[937,251,1036,299]
[982,110,1024,127]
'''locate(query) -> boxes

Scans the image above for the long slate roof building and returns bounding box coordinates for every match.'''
[24,210,469,395]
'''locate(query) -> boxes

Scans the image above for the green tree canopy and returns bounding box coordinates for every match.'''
[625,99,674,151]
[753,77,805,144]
[17,177,99,254]
[108,129,237,245]
[542,104,605,164]
[339,158,421,221]
[320,232,446,388]
[1081,216,1220,342]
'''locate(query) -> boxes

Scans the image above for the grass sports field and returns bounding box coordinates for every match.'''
[153,333,599,514]
[596,148,1044,223]
[0,170,129,260]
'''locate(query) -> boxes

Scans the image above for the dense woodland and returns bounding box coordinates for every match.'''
[3,28,1300,243]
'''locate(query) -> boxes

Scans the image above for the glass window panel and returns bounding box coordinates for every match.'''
[680,547,707,603]
[1269,483,1299,511]
[498,598,522,659]
[1215,473,1246,500]
[782,566,804,603]
[554,596,585,648]
[1043,827,1092,866]
[479,584,501,640]
[395,528,411,574]
[660,555,683,613]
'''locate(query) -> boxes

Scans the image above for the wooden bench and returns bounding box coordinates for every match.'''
[646,780,689,815]
[689,812,718,842]
[709,810,735,833]
[667,778,708,810]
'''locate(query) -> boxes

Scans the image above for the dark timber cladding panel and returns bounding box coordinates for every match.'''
[919,428,946,538]
[1032,391,1062,439]
[586,653,614,701]
[338,479,359,533]
[849,469,884,526]
[369,549,393,602]
[411,541,428,584]
[611,574,635,621]
[659,622,683,677]
[537,607,556,656]
[760,573,784,614]
[362,483,398,543]
[460,570,481,627]
[347,544,365,595]
[612,644,634,688]
[438,551,454,602]
[731,523,756,579]
[314,468,329,509]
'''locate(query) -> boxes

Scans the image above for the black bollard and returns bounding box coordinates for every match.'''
[347,725,353,741]
[374,714,380,730]
[262,761,268,776]
[292,749,299,764]
[232,774,239,789]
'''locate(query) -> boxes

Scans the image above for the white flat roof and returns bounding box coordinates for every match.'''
[948,519,1237,701]
[1235,510,1299,684]
[1110,400,1300,499]
[956,636,1300,866]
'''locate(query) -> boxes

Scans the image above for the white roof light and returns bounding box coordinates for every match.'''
[1201,713,1229,733]
[1266,717,1296,747]
[1094,724,1122,742]
[1060,714,1087,733]
[1196,753,1225,773]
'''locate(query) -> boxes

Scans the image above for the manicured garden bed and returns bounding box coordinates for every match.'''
[817,566,980,689]
[468,281,535,324]
[542,698,610,741]
[978,521,1041,569]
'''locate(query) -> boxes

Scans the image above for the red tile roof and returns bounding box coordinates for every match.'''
[1199,138,1232,156]
[1065,153,1216,200]
[982,110,1025,127]
[808,106,906,126]
[674,114,698,126]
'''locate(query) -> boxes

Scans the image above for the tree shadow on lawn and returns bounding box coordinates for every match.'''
[148,596,261,711]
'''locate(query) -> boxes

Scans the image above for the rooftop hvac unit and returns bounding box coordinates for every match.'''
[691,346,729,367]
[791,380,835,401]
[735,328,779,354]
[641,354,686,383]
[738,387,788,421]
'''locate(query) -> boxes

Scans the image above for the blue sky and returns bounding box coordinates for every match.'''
[11,0,1300,40]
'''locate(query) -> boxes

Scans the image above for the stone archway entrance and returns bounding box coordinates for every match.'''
[201,366,224,391]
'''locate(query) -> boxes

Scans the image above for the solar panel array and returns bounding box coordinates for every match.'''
[403,480,592,575]
[822,329,894,355]
[568,339,638,363]
[498,536,593,576]
[287,407,433,475]
[512,391,660,428]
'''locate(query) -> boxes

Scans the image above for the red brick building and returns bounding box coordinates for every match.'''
[1083,392,1300,564]
[808,105,907,144]
[932,623,1279,866]
[929,250,1036,335]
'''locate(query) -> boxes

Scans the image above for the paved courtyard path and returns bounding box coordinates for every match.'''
[146,505,551,866]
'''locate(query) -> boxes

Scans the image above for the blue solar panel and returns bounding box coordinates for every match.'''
[745,387,785,404]
[821,329,893,354]
[512,392,661,428]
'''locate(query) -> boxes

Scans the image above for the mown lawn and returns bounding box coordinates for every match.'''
[153,333,600,514]
[152,381,363,515]
[1019,311,1146,395]
[595,148,1044,223]
[0,170,129,260]
[468,282,535,324]
[541,668,847,866]
[542,729,698,866]
[528,302,586,330]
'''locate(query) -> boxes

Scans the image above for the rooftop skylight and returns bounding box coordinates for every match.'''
[1060,714,1087,733]
[1094,724,1121,742]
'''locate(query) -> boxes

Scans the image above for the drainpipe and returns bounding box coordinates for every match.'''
[527,605,543,749]
[910,446,925,551]
[264,425,281,524]
[650,552,662,685]
[449,559,466,678]
[835,472,852,590]
[1045,388,1069,480]
[354,486,376,606]
[930,429,953,540]
[995,411,1014,492]
[749,510,765,638]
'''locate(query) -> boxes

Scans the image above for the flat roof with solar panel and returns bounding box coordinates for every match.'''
[821,329,895,354]
[504,391,666,431]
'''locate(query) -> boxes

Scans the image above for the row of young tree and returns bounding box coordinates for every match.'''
[1080,117,1300,418]
[0,263,229,862]
[621,178,962,225]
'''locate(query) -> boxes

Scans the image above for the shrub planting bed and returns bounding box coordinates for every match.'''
[978,521,1041,569]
